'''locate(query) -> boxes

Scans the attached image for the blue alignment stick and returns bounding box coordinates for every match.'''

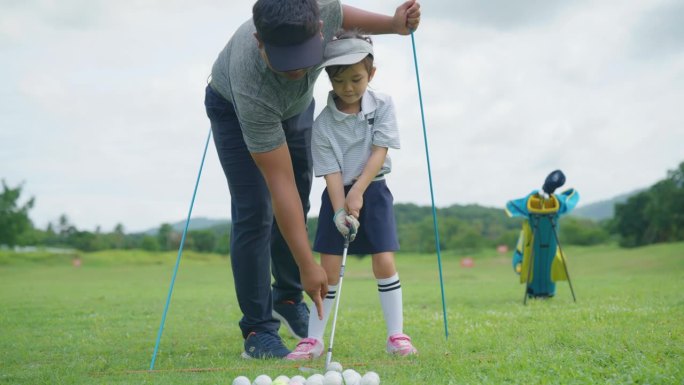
[150,127,212,370]
[410,31,449,339]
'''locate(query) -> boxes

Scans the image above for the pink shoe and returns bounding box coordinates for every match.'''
[386,333,418,356]
[285,338,324,360]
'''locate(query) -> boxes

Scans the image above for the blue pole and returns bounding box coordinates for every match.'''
[410,31,449,339]
[150,127,213,370]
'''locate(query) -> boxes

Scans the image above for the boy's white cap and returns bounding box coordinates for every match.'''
[318,38,373,68]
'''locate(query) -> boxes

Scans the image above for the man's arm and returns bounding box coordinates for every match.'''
[342,0,421,35]
[251,143,327,319]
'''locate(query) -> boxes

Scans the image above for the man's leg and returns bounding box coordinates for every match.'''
[205,85,287,358]
[271,100,315,339]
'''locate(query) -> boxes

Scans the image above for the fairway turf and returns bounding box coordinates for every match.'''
[1,244,682,384]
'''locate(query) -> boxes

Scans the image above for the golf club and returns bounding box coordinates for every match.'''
[324,232,352,371]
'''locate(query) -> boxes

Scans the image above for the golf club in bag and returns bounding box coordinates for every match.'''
[325,232,352,371]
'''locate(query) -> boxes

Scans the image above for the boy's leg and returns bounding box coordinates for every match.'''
[271,101,315,338]
[286,250,340,361]
[205,85,287,357]
[374,252,417,356]
[307,282,337,341]
[308,251,343,338]
[373,254,402,337]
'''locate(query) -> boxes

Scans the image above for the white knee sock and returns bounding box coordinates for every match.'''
[307,284,338,342]
[378,273,403,337]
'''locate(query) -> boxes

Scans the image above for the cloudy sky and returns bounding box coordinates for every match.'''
[1,0,682,233]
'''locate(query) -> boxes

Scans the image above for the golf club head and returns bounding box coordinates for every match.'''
[299,365,320,374]
[542,169,566,195]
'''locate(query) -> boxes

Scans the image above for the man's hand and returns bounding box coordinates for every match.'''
[393,0,421,35]
[333,208,360,241]
[299,262,328,320]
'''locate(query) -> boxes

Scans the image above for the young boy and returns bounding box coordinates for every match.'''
[286,31,417,360]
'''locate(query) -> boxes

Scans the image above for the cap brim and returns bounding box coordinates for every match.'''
[264,34,323,72]
[317,52,369,70]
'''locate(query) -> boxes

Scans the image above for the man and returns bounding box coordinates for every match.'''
[205,0,421,359]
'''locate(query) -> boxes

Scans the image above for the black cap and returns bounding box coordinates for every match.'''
[253,0,323,72]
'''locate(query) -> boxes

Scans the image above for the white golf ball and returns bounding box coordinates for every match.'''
[290,375,307,384]
[323,371,343,385]
[233,376,251,385]
[342,369,361,385]
[360,371,380,385]
[305,373,324,385]
[327,361,343,373]
[253,374,272,385]
[289,382,304,385]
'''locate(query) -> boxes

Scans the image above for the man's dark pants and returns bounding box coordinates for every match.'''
[204,84,313,338]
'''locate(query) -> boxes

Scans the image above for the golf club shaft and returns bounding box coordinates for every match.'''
[325,236,350,370]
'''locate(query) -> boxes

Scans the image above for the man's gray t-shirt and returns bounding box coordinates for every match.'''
[209,0,343,153]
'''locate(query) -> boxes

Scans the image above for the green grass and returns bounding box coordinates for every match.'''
[1,243,682,384]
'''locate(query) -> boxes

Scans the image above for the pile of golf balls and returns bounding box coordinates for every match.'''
[230,361,380,385]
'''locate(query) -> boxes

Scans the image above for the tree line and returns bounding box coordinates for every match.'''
[1,161,681,254]
[612,161,684,247]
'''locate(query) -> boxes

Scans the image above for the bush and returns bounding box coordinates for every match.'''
[561,217,610,246]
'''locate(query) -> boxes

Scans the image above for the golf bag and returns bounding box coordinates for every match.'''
[505,178,579,302]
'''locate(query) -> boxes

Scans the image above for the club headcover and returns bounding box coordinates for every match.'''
[542,169,566,195]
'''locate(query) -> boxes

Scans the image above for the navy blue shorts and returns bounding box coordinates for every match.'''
[314,179,400,255]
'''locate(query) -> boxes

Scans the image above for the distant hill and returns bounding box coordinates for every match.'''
[137,190,643,235]
[571,189,644,221]
[139,217,229,235]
